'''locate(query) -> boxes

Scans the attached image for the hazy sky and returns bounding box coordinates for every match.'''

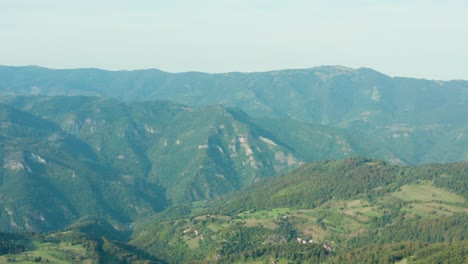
[1,0,467,80]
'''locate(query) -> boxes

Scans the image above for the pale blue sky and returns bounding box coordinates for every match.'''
[1,0,467,80]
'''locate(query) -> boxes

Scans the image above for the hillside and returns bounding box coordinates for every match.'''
[131,157,467,263]
[2,65,467,166]
[1,95,467,233]
[0,96,318,232]
[0,103,167,232]
[0,96,308,205]
[1,151,466,262]
[0,219,163,263]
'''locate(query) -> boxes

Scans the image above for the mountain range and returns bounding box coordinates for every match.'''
[1,65,466,165]
[0,65,466,263]
[1,65,467,126]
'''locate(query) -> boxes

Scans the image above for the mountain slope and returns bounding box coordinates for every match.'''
[0,95,365,232]
[131,157,467,263]
[1,95,466,232]
[0,219,163,263]
[0,96,322,232]
[0,103,167,232]
[0,96,310,205]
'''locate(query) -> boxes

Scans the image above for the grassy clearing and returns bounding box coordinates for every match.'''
[396,258,408,264]
[346,199,367,207]
[393,184,465,203]
[0,241,90,264]
[190,200,209,215]
[206,222,224,232]
[360,208,382,218]
[342,199,381,221]
[238,208,292,219]
[185,238,200,250]
[233,258,290,264]
[243,218,279,229]
[231,197,392,243]
[402,202,468,217]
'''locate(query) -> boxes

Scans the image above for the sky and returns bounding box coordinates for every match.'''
[1,0,468,80]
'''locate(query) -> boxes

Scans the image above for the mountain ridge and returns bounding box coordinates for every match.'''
[1,65,466,129]
[2,64,466,81]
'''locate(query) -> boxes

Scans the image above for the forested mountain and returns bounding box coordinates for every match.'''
[0,65,466,127]
[0,96,328,232]
[1,94,467,233]
[0,103,167,232]
[0,65,466,263]
[0,96,307,207]
[1,65,467,165]
[131,157,468,263]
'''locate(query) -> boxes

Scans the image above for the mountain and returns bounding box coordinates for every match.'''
[0,65,466,263]
[1,94,467,233]
[130,157,468,263]
[0,65,466,127]
[1,65,466,165]
[0,102,167,232]
[0,96,319,231]
[0,96,308,204]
